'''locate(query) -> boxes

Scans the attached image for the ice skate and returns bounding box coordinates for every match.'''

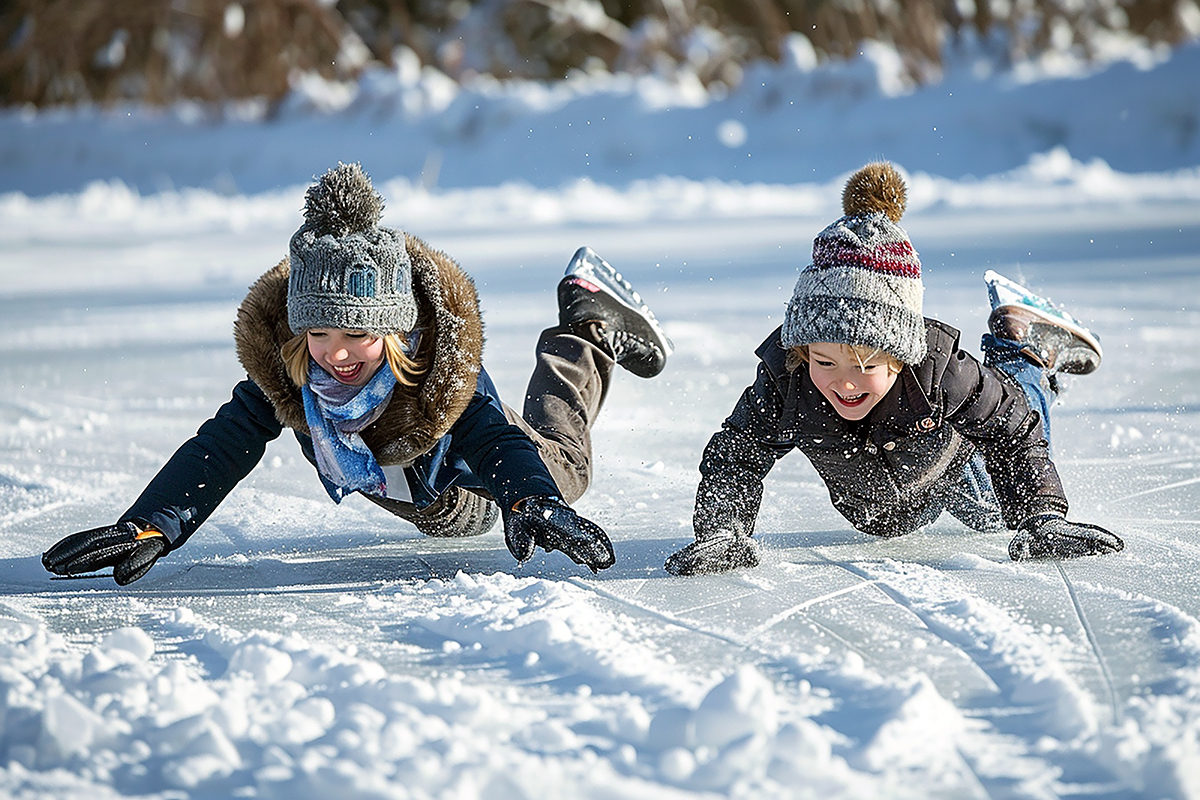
[984,270,1102,375]
[558,246,674,378]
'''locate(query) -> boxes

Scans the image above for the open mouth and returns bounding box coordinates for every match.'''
[835,392,868,407]
[331,363,364,383]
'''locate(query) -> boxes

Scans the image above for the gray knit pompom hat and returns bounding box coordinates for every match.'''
[287,162,416,336]
[781,162,926,365]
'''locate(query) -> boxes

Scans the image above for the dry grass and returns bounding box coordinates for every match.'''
[1,0,349,109]
[1,0,1193,108]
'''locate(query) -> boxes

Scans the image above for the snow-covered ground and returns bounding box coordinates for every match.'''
[3,36,1200,799]
[3,33,1200,197]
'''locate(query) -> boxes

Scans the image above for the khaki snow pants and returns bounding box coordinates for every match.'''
[502,322,614,505]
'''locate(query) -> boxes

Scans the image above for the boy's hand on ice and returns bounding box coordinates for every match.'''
[505,496,615,573]
[664,531,761,576]
[1008,514,1124,561]
[42,522,167,585]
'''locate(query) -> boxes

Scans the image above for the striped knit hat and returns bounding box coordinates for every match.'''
[781,162,926,365]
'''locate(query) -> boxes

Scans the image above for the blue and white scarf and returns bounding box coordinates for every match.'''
[302,360,397,502]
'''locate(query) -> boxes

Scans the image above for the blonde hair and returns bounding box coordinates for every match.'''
[786,343,904,374]
[282,331,427,388]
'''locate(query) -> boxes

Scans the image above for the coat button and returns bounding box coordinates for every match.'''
[883,441,896,451]
[919,418,935,430]
[865,443,877,454]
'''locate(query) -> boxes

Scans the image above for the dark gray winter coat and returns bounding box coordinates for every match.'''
[121,234,558,549]
[694,321,1068,540]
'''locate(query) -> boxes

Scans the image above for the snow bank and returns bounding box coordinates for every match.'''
[2,36,1198,197]
[0,576,872,798]
[3,150,1199,245]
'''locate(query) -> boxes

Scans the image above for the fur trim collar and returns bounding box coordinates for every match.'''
[234,233,485,466]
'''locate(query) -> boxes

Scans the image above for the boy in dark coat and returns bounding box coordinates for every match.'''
[666,162,1123,575]
[43,163,673,584]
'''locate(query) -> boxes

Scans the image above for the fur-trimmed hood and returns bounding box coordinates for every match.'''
[233,233,484,467]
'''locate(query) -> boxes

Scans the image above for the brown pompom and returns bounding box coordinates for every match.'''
[841,162,907,223]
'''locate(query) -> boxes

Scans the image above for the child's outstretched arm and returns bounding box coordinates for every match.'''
[943,350,1068,524]
[667,364,791,575]
[42,379,284,584]
[942,347,1124,559]
[447,389,615,572]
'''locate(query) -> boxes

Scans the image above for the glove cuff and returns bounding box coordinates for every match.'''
[1019,512,1064,530]
[511,495,563,514]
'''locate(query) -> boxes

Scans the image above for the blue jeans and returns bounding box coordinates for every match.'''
[982,333,1056,447]
[939,334,1057,532]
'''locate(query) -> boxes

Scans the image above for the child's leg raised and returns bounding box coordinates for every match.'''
[509,248,672,504]
[509,323,614,504]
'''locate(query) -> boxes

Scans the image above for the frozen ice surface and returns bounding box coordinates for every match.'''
[2,37,1200,800]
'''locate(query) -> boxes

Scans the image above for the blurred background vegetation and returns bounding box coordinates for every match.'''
[1,0,1196,110]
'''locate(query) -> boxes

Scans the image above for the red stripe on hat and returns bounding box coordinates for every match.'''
[812,239,921,278]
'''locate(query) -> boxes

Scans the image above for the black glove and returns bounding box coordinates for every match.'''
[504,496,615,573]
[1008,514,1124,561]
[42,521,167,585]
[664,532,761,576]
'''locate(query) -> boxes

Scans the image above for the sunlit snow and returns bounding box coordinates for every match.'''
[3,37,1200,800]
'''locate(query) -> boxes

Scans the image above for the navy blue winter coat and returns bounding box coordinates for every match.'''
[121,236,558,549]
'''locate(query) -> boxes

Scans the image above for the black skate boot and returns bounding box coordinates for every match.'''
[558,247,674,378]
[985,270,1103,375]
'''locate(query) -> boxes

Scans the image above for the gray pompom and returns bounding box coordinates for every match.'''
[302,162,383,237]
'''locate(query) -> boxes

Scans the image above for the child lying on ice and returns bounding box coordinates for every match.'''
[43,163,673,584]
[666,162,1123,575]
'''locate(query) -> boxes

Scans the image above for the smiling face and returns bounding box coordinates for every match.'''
[807,342,901,421]
[306,328,387,387]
